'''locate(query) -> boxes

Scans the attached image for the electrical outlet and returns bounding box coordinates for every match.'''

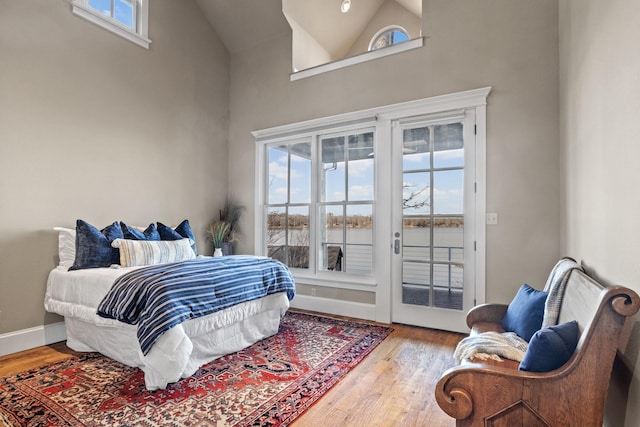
[486,213,498,225]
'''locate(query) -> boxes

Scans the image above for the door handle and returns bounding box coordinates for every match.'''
[394,239,400,254]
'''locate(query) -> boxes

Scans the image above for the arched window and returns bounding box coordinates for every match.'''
[369,26,409,51]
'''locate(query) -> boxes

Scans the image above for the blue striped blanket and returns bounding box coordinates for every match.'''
[97,256,295,355]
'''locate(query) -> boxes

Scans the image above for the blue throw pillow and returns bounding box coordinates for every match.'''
[121,222,161,241]
[519,320,579,372]
[157,219,197,254]
[69,220,124,270]
[501,284,548,342]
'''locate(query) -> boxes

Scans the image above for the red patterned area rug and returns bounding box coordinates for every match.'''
[0,311,391,427]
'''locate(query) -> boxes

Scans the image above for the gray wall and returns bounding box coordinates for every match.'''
[0,0,230,333]
[228,0,561,303]
[559,1,640,426]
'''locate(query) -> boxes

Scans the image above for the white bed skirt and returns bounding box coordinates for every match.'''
[62,293,289,390]
[44,265,291,390]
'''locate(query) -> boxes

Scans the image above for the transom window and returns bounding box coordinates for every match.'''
[369,26,410,51]
[72,0,151,49]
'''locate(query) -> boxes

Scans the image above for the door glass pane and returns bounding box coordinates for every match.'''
[401,122,464,311]
[403,216,430,261]
[433,123,464,169]
[403,127,430,171]
[433,170,463,215]
[321,136,345,202]
[433,216,464,310]
[403,172,430,215]
[402,214,430,305]
[402,261,431,305]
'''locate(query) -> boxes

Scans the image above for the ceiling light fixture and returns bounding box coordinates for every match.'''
[341,0,351,13]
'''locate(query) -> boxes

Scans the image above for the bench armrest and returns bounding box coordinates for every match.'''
[435,362,547,421]
[466,303,508,329]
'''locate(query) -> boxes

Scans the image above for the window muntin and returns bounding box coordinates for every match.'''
[369,26,410,51]
[72,0,150,49]
[263,128,375,276]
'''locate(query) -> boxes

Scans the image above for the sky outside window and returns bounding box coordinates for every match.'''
[89,0,134,29]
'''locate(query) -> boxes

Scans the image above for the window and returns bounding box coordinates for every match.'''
[254,88,490,323]
[369,26,410,51]
[261,126,376,277]
[284,0,422,78]
[72,0,151,49]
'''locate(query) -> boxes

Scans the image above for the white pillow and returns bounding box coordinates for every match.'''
[54,227,76,269]
[111,238,196,267]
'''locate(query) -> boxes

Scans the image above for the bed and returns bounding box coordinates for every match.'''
[45,220,295,390]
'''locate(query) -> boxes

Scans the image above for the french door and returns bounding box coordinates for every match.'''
[255,88,489,326]
[390,110,478,332]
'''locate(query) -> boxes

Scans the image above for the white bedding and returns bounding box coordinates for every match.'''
[44,264,290,390]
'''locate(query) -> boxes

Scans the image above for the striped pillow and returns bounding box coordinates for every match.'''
[112,238,196,267]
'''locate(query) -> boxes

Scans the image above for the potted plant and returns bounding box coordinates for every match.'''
[209,221,230,257]
[218,198,245,255]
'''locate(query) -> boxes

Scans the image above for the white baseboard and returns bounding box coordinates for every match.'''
[0,322,67,357]
[290,294,377,321]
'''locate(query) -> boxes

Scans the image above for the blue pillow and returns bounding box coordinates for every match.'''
[69,220,124,270]
[121,222,160,241]
[519,320,579,372]
[157,219,197,254]
[501,284,548,342]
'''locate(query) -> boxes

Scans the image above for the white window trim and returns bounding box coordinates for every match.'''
[257,120,378,289]
[253,87,491,307]
[72,0,151,49]
[290,37,423,81]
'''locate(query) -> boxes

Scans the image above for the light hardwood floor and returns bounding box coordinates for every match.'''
[0,314,463,427]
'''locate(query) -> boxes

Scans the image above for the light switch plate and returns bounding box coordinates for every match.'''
[486,213,498,225]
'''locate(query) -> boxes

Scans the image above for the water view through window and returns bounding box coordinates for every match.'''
[401,122,464,310]
[265,130,375,275]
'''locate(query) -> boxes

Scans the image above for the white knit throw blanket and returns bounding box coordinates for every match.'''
[454,258,583,364]
[454,331,528,364]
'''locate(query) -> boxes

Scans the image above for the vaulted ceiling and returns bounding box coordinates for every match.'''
[195,0,421,55]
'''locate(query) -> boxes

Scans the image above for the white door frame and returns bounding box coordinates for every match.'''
[375,87,489,327]
[253,87,490,325]
[389,110,476,332]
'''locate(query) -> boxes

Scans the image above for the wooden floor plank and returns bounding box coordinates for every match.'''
[0,315,463,426]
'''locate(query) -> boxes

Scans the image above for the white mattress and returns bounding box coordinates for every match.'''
[45,265,140,325]
[44,265,290,390]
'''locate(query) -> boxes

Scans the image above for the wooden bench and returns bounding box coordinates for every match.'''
[435,266,640,427]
